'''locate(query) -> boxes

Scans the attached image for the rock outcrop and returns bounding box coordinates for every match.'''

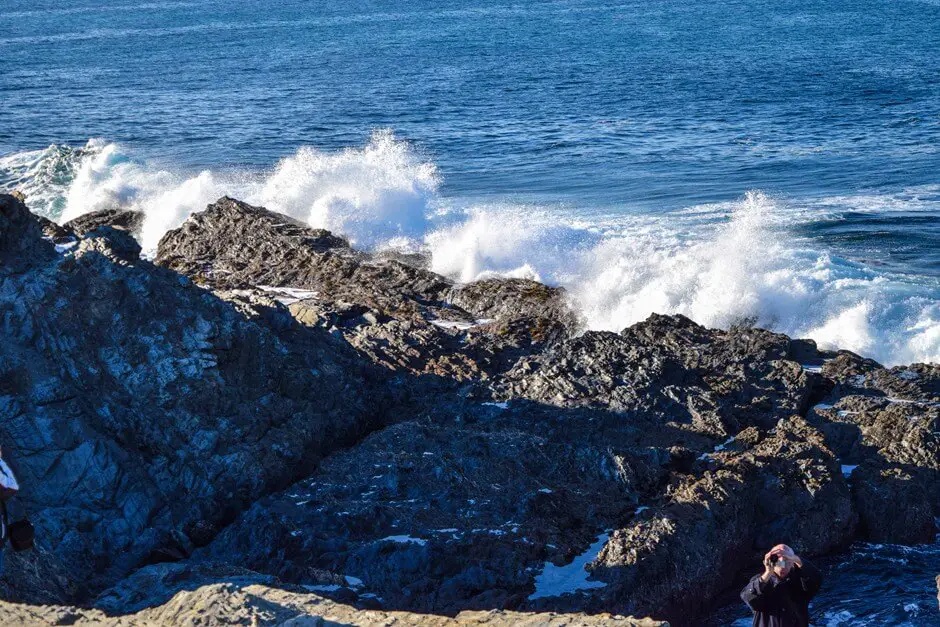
[1,194,937,626]
[0,194,382,603]
[64,208,144,237]
[154,197,579,381]
[807,355,939,544]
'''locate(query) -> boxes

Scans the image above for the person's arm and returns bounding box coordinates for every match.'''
[792,557,822,601]
[741,552,775,611]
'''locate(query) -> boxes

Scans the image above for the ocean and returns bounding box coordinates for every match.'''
[1,3,939,621]
[2,0,939,367]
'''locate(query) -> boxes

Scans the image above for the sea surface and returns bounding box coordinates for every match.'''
[1,2,939,621]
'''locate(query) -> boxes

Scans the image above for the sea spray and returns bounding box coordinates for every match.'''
[1,136,938,366]
[255,129,439,248]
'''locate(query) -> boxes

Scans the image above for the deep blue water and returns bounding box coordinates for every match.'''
[1,1,939,623]
[1,1,940,363]
[3,0,940,206]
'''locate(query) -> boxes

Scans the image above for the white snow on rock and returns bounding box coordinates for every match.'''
[429,318,495,330]
[256,285,319,305]
[528,532,609,600]
[713,436,735,451]
[378,535,427,546]
[301,584,342,592]
[483,401,509,409]
[0,458,19,492]
[54,240,78,253]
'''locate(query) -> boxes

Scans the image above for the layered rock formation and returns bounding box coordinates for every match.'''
[0,194,937,626]
[0,195,382,603]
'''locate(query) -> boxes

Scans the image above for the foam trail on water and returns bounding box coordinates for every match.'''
[1,137,937,366]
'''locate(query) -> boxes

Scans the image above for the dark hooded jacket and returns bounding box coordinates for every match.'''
[740,560,823,627]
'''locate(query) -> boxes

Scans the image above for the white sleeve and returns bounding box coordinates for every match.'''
[0,459,19,492]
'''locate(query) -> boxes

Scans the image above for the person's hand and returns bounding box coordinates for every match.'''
[760,550,775,581]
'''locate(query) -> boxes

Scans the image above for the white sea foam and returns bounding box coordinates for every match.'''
[253,129,438,248]
[3,136,938,366]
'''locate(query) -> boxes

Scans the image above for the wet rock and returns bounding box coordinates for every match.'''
[0,199,380,603]
[4,194,938,626]
[154,196,440,304]
[495,315,814,437]
[198,411,669,614]
[64,208,145,237]
[76,225,142,263]
[0,193,56,269]
[590,418,854,625]
[850,464,935,544]
[155,197,574,380]
[446,278,580,330]
[809,360,939,542]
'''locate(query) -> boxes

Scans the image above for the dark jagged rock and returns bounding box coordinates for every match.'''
[0,193,57,269]
[155,197,578,380]
[807,358,939,544]
[850,464,935,544]
[198,403,689,615]
[589,417,854,625]
[0,198,381,603]
[3,195,938,626]
[64,208,145,237]
[446,278,580,329]
[494,315,814,437]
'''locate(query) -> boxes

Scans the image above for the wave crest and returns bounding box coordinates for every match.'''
[1,138,937,365]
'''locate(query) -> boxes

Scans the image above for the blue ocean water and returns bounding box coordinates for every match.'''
[1,0,939,367]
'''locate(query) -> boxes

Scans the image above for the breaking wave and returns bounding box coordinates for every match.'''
[1,136,938,366]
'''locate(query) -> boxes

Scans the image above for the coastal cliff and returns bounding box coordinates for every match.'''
[0,194,936,625]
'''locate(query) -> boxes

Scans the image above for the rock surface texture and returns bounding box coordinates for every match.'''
[0,194,937,626]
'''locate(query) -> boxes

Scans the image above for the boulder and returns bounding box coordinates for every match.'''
[495,315,814,437]
[64,208,145,237]
[589,417,854,625]
[0,199,381,603]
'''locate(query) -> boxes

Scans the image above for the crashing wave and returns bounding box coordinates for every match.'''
[1,135,937,365]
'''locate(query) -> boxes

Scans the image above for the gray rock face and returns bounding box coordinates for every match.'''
[591,418,854,623]
[198,402,687,614]
[2,194,938,627]
[496,314,814,437]
[154,197,579,381]
[0,194,380,603]
[64,208,144,237]
[807,355,940,543]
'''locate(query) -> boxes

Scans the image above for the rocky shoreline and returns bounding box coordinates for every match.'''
[0,193,937,625]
